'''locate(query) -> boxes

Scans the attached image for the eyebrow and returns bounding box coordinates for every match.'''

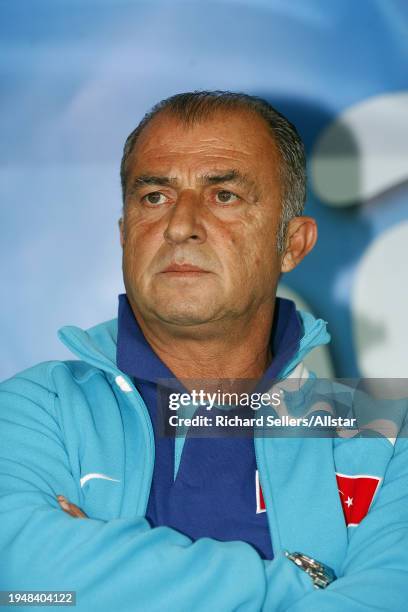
[129,175,177,191]
[199,170,255,189]
[128,169,257,194]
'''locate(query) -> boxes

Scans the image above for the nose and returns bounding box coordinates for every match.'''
[164,189,207,245]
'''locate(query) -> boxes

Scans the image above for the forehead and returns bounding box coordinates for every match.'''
[127,108,282,176]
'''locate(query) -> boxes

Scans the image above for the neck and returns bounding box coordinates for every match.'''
[128,299,275,385]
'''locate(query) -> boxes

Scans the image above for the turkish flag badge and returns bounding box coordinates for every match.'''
[336,472,381,526]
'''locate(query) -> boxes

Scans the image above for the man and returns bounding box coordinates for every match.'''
[0,91,407,611]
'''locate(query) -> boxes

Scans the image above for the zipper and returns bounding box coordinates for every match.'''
[253,360,309,556]
[113,372,155,516]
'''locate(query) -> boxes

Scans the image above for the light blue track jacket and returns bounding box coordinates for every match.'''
[0,311,407,611]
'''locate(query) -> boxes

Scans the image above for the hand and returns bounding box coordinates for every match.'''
[57,495,88,518]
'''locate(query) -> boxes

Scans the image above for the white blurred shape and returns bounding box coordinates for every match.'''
[311,91,408,206]
[333,263,358,306]
[352,222,408,377]
[277,284,335,378]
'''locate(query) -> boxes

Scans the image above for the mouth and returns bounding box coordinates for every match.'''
[160,263,211,276]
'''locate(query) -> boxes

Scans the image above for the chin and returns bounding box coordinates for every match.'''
[158,310,213,326]
[153,301,220,327]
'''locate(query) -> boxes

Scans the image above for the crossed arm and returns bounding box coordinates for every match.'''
[1,375,408,611]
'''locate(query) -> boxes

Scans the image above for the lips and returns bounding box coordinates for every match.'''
[161,263,210,274]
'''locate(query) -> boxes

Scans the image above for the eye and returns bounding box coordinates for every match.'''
[215,190,240,205]
[142,191,168,206]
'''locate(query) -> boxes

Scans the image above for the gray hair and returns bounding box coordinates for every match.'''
[120,91,306,253]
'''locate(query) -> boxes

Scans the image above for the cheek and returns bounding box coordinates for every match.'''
[123,219,161,275]
[218,233,264,284]
[214,227,242,269]
[236,223,280,281]
[232,218,270,259]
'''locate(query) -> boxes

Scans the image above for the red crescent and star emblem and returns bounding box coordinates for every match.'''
[335,472,382,526]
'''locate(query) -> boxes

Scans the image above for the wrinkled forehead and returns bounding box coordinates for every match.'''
[127,107,282,170]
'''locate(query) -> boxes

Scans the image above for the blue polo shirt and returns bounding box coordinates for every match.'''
[116,293,301,559]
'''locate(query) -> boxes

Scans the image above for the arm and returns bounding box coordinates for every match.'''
[264,434,408,611]
[0,373,267,612]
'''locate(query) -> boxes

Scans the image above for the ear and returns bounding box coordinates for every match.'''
[280,216,318,273]
[118,217,125,248]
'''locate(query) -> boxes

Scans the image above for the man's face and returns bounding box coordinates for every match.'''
[120,108,285,330]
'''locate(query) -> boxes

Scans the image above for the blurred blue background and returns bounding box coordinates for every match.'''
[1,0,407,380]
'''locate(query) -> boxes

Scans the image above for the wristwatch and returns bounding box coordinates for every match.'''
[285,551,336,589]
